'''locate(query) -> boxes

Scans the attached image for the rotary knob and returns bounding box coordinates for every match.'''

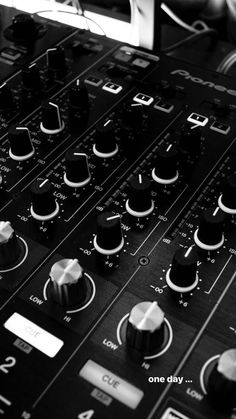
[40,100,65,134]
[93,212,124,255]
[21,63,41,90]
[93,120,118,158]
[30,178,59,221]
[64,150,91,188]
[177,124,202,156]
[121,102,144,130]
[166,246,198,293]
[11,14,37,40]
[205,349,236,409]
[152,144,179,185]
[8,126,35,161]
[0,221,23,268]
[194,207,225,251]
[218,173,236,215]
[68,80,89,131]
[126,301,165,358]
[46,46,66,72]
[48,259,87,307]
[126,174,154,217]
[69,80,89,109]
[0,83,14,112]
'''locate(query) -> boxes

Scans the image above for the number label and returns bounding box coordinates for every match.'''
[0,356,16,374]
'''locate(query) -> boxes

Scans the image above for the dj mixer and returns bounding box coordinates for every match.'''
[0,5,235,419]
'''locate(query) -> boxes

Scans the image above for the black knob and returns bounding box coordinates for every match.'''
[64,150,91,188]
[0,83,14,112]
[206,349,236,409]
[12,14,37,39]
[93,212,124,255]
[22,63,41,90]
[166,246,198,293]
[0,221,22,268]
[48,259,87,307]
[194,207,225,250]
[46,46,66,71]
[121,102,144,130]
[126,301,166,358]
[40,100,64,134]
[126,174,154,217]
[218,173,236,215]
[159,80,175,98]
[8,126,35,161]
[152,144,179,185]
[177,124,202,156]
[30,178,59,221]
[69,80,89,109]
[93,120,118,158]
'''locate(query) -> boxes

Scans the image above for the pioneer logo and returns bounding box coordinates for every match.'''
[171,69,236,96]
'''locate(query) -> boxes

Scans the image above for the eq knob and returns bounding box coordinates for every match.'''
[218,172,236,215]
[194,207,225,251]
[8,126,35,161]
[46,46,66,72]
[21,63,41,91]
[64,150,91,188]
[0,83,14,112]
[93,212,124,255]
[166,246,198,293]
[126,174,154,217]
[126,301,165,359]
[93,120,118,158]
[152,144,179,185]
[48,259,87,306]
[0,221,22,268]
[40,100,65,134]
[30,178,59,221]
[206,349,236,409]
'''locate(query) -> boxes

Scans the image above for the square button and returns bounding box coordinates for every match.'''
[161,407,190,419]
[132,58,150,68]
[210,121,230,135]
[85,76,103,87]
[102,82,123,94]
[0,48,21,61]
[154,100,174,113]
[187,113,209,126]
[114,51,132,63]
[133,93,154,106]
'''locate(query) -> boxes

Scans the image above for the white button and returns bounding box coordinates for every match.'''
[102,82,123,94]
[79,360,144,409]
[187,113,208,126]
[4,313,64,358]
[161,407,190,419]
[133,93,154,106]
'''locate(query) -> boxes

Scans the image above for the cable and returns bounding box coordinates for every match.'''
[162,28,217,54]
[192,20,209,31]
[33,9,106,36]
[161,3,198,33]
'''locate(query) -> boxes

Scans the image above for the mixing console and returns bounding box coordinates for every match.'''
[0,5,235,419]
